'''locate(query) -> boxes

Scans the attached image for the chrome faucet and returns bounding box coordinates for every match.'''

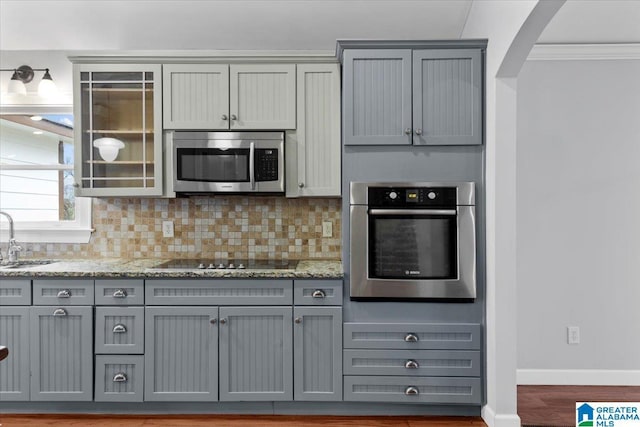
[0,211,22,263]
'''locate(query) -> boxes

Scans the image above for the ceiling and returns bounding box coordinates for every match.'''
[1,0,639,53]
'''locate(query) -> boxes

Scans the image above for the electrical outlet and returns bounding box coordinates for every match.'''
[322,221,333,238]
[162,220,174,238]
[567,326,580,345]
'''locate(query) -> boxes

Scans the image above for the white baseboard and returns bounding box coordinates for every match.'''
[482,405,521,427]
[517,369,640,385]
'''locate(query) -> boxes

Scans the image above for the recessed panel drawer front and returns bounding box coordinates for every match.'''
[95,355,144,402]
[145,279,293,305]
[344,349,481,377]
[95,307,144,354]
[95,280,144,306]
[293,280,343,306]
[33,280,94,306]
[0,279,31,306]
[344,375,481,404]
[344,323,481,350]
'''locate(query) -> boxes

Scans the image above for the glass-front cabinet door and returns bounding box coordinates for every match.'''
[73,64,162,196]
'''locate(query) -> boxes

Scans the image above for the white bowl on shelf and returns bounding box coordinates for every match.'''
[93,137,125,162]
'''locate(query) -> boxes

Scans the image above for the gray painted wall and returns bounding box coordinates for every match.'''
[516,59,640,371]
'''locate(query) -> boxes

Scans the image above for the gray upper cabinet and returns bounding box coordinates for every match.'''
[144,306,218,401]
[341,43,484,146]
[219,306,293,401]
[0,306,30,401]
[30,306,93,401]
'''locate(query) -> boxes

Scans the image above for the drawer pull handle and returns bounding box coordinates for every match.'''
[112,289,127,298]
[210,318,217,325]
[219,318,227,325]
[404,333,419,342]
[113,373,128,383]
[404,360,419,369]
[294,317,303,324]
[112,324,127,334]
[311,289,326,299]
[405,386,419,396]
[53,308,67,316]
[57,289,71,298]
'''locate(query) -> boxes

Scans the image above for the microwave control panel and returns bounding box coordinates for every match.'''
[255,149,279,182]
[368,187,457,207]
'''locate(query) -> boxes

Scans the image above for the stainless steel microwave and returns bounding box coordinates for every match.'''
[171,131,284,193]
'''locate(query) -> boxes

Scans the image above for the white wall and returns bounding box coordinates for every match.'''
[516,58,640,384]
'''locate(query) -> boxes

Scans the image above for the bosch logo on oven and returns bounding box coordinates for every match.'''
[405,270,421,275]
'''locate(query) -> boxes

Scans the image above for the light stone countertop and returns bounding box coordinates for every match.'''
[0,259,343,279]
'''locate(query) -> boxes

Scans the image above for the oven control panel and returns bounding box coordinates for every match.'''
[368,187,457,207]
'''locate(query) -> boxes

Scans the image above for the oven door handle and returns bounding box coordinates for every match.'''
[368,209,457,216]
[249,141,256,190]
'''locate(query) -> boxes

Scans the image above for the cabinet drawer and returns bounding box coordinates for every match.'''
[145,279,293,305]
[294,280,342,306]
[344,323,480,350]
[33,279,94,305]
[344,349,480,377]
[95,355,144,402]
[95,280,144,305]
[95,307,144,354]
[344,375,481,404]
[0,279,31,305]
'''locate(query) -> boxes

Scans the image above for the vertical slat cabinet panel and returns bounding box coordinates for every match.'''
[343,49,412,145]
[294,64,341,197]
[30,306,93,401]
[0,306,29,400]
[293,306,342,401]
[413,49,482,146]
[229,64,296,130]
[163,64,230,129]
[219,306,293,401]
[144,306,218,401]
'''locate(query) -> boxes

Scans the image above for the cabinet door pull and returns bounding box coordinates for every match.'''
[311,289,326,299]
[210,318,217,325]
[219,318,227,325]
[404,386,419,395]
[230,114,237,121]
[404,333,419,342]
[404,128,412,135]
[53,308,67,316]
[113,373,128,383]
[415,128,423,135]
[112,324,127,334]
[404,360,419,369]
[294,317,303,324]
[221,114,228,121]
[112,289,127,298]
[57,289,72,298]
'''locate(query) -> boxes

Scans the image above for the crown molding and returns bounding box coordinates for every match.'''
[528,43,640,61]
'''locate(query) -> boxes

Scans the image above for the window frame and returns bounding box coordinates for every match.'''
[0,105,92,244]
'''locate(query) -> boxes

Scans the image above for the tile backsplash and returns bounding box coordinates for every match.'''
[28,196,342,260]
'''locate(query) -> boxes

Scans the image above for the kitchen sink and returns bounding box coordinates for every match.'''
[0,260,56,269]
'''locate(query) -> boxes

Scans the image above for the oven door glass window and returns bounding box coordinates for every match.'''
[177,148,249,182]
[368,213,457,279]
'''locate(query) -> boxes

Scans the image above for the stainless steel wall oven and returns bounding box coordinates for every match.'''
[350,182,476,300]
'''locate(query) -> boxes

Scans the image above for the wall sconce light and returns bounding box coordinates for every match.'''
[1,65,58,97]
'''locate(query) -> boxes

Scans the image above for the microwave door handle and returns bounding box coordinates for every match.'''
[249,141,256,190]
[368,209,457,216]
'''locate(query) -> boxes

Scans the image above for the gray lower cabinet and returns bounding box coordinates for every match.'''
[30,306,93,401]
[95,355,144,402]
[0,306,30,401]
[219,306,293,401]
[293,306,342,401]
[144,306,218,401]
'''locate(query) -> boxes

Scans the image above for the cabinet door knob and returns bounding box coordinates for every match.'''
[311,289,326,299]
[221,114,228,120]
[73,183,80,188]
[53,308,67,317]
[219,318,227,324]
[415,128,423,135]
[113,373,128,383]
[405,386,419,395]
[404,360,419,369]
[404,128,412,135]
[210,318,217,325]
[294,317,303,324]
[230,114,237,121]
[298,182,305,188]
[404,333,419,342]
[57,289,71,298]
[112,324,127,334]
[112,289,127,298]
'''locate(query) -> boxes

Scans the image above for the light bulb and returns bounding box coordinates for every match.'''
[7,71,27,95]
[38,69,57,98]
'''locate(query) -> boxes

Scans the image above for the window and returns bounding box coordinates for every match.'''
[0,109,92,243]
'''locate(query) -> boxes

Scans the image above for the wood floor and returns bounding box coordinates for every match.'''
[0,414,487,427]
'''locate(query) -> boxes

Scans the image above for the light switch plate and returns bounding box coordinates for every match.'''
[322,221,333,238]
[162,220,174,238]
[567,326,580,344]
